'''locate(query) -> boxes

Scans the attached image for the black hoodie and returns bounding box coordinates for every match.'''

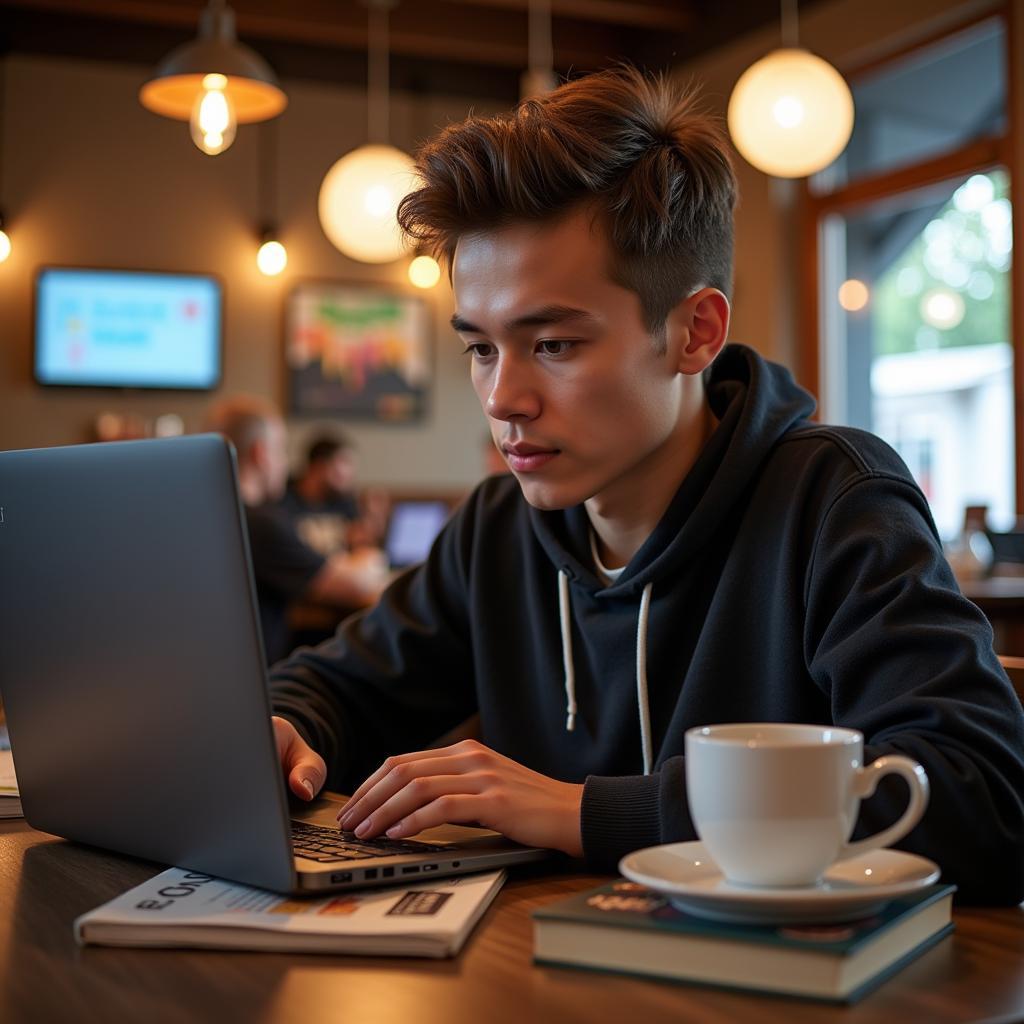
[270,344,1024,905]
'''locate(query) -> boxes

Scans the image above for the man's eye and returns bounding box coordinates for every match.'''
[463,343,495,359]
[538,339,574,356]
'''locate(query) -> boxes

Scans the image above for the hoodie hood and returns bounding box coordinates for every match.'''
[528,344,816,596]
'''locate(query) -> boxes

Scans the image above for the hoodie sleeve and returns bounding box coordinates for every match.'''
[804,472,1024,905]
[581,758,696,871]
[267,502,478,793]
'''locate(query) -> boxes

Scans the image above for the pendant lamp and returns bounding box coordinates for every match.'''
[319,1,415,264]
[727,0,853,178]
[0,59,10,263]
[318,0,415,264]
[139,0,287,156]
[520,0,557,100]
[408,253,441,289]
[256,122,287,277]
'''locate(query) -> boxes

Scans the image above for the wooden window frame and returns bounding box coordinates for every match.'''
[798,3,1024,510]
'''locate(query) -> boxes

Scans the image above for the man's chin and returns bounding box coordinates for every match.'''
[513,475,584,511]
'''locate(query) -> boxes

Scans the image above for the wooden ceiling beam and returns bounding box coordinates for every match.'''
[0,0,658,70]
[443,0,693,32]
[0,0,692,32]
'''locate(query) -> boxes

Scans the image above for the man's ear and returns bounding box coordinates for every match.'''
[664,287,731,375]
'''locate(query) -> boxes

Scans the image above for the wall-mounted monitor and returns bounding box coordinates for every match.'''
[34,267,223,390]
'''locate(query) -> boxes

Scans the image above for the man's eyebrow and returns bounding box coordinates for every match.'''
[450,313,482,333]
[450,305,597,334]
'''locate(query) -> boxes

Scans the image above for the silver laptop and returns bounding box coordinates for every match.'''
[0,435,547,894]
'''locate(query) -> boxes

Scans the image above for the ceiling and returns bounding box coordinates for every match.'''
[0,0,827,103]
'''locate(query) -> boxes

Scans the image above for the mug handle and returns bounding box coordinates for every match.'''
[835,755,930,862]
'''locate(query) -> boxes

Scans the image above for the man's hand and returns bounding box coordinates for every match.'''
[336,739,584,857]
[273,716,327,801]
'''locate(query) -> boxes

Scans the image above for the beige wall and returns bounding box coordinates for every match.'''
[0,0,1004,482]
[0,54,500,486]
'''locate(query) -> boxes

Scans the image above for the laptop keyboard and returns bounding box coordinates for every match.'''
[290,821,449,863]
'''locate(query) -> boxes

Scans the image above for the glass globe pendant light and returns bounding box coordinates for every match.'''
[318,0,415,264]
[728,0,854,178]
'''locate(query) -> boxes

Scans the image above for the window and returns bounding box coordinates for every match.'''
[805,14,1017,539]
[814,19,1006,192]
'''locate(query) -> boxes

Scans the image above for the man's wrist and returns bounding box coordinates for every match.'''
[560,782,585,858]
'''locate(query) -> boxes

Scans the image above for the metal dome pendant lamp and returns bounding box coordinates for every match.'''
[139,0,287,156]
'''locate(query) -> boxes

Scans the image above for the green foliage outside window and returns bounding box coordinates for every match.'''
[872,170,1010,356]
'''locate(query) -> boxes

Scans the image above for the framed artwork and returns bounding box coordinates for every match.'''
[285,280,432,421]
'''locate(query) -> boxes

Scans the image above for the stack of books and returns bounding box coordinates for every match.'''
[533,880,954,1003]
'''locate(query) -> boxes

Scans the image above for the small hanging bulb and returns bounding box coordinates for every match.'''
[408,254,441,289]
[0,213,10,265]
[190,73,237,155]
[256,229,287,276]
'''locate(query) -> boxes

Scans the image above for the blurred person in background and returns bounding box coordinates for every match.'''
[205,396,389,664]
[280,434,389,555]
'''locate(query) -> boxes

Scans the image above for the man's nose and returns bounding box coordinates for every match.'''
[485,356,541,422]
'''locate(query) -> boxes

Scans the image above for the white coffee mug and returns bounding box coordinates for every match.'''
[685,723,930,888]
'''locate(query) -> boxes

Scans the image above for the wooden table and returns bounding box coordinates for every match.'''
[962,574,1024,654]
[1,821,1023,1024]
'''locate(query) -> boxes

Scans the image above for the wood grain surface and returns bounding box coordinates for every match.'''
[0,820,1022,1024]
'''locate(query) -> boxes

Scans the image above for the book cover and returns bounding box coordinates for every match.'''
[533,880,955,1003]
[76,866,505,958]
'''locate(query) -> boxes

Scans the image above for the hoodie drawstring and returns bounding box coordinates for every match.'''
[558,570,577,731]
[635,581,654,776]
[557,570,655,775]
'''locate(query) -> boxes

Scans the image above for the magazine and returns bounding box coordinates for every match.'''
[76,866,505,958]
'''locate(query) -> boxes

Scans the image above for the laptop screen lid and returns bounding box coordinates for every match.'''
[0,435,298,893]
[385,500,449,569]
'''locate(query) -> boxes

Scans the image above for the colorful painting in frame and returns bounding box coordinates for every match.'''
[286,282,431,420]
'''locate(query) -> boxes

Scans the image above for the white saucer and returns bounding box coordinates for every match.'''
[619,842,941,925]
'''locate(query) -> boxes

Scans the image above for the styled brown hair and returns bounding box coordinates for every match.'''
[398,66,737,335]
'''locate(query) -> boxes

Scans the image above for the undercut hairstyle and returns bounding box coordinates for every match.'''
[397,66,737,338]
[204,394,277,461]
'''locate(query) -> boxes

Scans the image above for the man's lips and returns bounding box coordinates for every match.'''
[503,443,560,472]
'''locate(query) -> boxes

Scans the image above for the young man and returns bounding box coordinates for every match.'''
[268,69,1024,903]
[206,396,389,664]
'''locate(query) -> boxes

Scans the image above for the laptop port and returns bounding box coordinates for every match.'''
[422,863,439,872]
[364,868,378,880]
[401,866,420,874]
[452,861,460,868]
[382,867,395,878]
[330,872,353,884]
